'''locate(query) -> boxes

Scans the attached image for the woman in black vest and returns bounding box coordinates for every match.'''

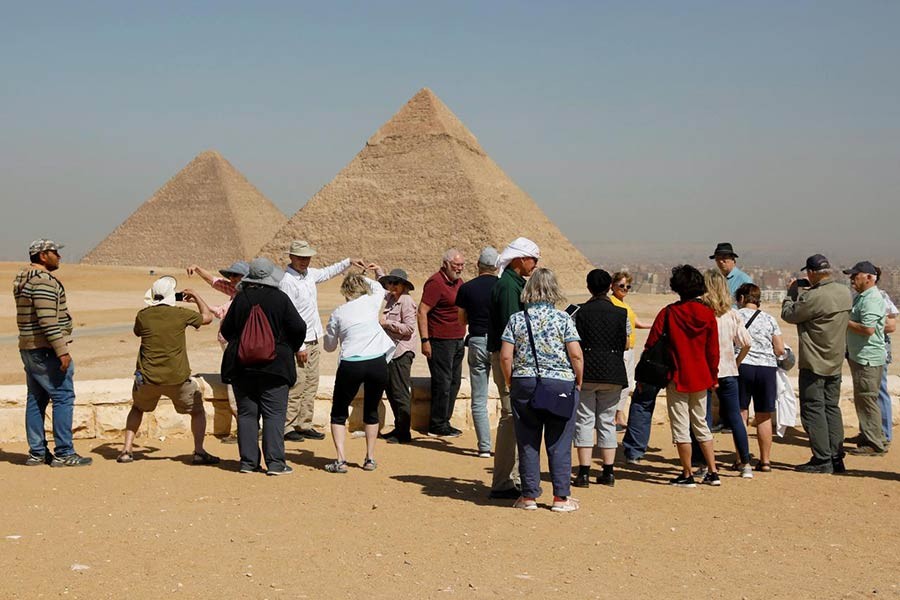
[572,269,629,487]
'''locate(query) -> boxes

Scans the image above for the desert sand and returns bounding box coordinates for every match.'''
[1,263,899,599]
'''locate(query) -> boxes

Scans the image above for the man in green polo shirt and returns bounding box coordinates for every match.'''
[487,237,540,499]
[843,261,888,456]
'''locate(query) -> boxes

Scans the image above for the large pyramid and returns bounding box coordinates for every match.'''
[82,151,287,268]
[259,88,593,288]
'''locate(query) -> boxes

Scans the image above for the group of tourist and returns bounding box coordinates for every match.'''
[13,237,897,511]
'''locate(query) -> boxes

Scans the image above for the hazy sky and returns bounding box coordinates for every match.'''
[1,2,898,264]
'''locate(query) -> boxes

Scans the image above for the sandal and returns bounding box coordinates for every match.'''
[512,497,538,510]
[192,451,221,465]
[362,457,377,471]
[116,452,134,464]
[755,462,772,472]
[324,460,348,473]
[551,497,580,513]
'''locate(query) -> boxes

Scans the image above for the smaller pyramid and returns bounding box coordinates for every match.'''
[82,151,287,267]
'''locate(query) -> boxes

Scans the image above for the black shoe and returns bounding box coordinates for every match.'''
[669,474,697,488]
[427,427,461,438]
[489,487,522,499]
[267,465,294,476]
[379,429,398,439]
[239,465,264,474]
[701,472,721,486]
[385,433,412,444]
[795,459,834,474]
[284,431,304,442]
[298,428,325,440]
[25,453,52,466]
[572,472,590,488]
[832,454,847,474]
[596,472,615,487]
[50,453,92,468]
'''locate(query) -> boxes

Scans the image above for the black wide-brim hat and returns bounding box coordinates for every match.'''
[709,242,738,259]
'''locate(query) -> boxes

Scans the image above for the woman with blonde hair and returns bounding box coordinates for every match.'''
[702,269,753,477]
[323,265,395,473]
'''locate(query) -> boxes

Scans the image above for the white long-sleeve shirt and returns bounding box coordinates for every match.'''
[323,277,395,361]
[279,258,350,346]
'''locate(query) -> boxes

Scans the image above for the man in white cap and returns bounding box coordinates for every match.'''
[455,246,500,457]
[279,240,364,441]
[14,239,92,467]
[119,276,218,465]
[487,237,540,498]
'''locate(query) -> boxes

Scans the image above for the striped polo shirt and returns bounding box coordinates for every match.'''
[13,266,73,356]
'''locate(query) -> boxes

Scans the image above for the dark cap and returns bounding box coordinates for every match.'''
[801,254,831,272]
[842,261,877,276]
[709,242,738,259]
[378,268,415,291]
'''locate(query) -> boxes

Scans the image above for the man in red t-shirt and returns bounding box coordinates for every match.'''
[417,249,467,437]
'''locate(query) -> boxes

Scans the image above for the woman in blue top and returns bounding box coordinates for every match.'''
[500,268,584,512]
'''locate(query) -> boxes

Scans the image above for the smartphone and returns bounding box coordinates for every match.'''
[564,304,580,317]
[795,278,810,288]
[174,292,185,302]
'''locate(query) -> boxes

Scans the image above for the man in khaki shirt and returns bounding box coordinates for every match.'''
[782,254,852,474]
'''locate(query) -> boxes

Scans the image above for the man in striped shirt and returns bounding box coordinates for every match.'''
[13,239,92,467]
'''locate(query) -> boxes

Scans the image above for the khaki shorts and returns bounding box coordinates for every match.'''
[132,378,203,415]
[666,384,712,444]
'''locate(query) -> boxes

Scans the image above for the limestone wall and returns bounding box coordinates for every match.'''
[1,374,898,443]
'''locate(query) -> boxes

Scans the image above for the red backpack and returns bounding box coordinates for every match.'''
[238,295,276,365]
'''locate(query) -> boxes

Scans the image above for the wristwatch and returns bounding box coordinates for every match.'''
[420,337,430,343]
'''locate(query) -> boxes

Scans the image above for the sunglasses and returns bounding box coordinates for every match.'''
[616,284,632,291]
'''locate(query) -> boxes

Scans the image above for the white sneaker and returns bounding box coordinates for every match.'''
[478,451,492,458]
[740,464,754,479]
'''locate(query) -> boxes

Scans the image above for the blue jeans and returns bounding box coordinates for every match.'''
[717,376,750,463]
[622,383,660,460]
[878,365,892,442]
[510,377,577,499]
[467,335,492,452]
[21,349,76,457]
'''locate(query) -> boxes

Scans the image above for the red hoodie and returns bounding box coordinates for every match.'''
[645,299,719,393]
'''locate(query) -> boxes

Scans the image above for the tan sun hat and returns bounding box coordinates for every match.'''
[287,240,317,257]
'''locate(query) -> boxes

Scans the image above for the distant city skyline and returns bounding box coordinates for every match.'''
[1,2,898,263]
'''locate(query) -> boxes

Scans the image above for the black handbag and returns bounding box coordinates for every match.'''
[635,306,674,388]
[523,309,578,419]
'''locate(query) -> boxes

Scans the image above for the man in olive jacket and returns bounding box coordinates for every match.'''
[781,254,852,473]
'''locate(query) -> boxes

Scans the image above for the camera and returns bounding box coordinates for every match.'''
[174,292,185,302]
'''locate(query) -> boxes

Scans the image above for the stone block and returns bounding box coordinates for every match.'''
[146,402,192,438]
[0,385,27,409]
[194,373,229,401]
[211,400,234,436]
[95,404,136,439]
[0,407,25,442]
[74,378,133,405]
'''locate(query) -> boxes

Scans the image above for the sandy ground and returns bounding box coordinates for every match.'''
[2,263,899,599]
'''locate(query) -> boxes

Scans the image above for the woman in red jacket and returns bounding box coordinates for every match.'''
[645,265,721,488]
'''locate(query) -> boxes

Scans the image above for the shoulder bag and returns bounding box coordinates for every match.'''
[523,309,578,419]
[635,306,674,388]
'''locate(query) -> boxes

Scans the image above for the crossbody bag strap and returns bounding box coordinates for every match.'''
[745,309,761,329]
[523,308,542,381]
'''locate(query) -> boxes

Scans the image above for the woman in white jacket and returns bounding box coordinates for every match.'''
[323,266,395,473]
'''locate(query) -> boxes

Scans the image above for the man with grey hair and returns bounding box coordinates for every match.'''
[782,254,852,473]
[279,240,364,441]
[456,247,500,456]
[843,261,888,456]
[418,249,467,437]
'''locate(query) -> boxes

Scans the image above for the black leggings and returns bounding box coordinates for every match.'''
[331,357,388,425]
